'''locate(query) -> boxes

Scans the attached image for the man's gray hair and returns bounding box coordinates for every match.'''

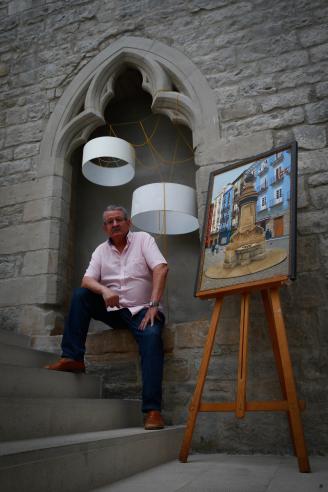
[103,205,129,221]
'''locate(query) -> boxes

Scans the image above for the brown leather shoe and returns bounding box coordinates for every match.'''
[44,358,85,373]
[144,410,165,430]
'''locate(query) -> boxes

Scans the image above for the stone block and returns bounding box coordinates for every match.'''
[261,88,311,113]
[297,175,309,209]
[297,236,321,272]
[13,143,40,159]
[164,356,190,382]
[309,185,328,209]
[298,148,328,175]
[23,197,64,221]
[305,99,328,124]
[0,176,65,207]
[294,124,326,149]
[175,319,209,349]
[237,33,299,62]
[31,334,62,353]
[308,171,328,187]
[86,329,137,355]
[0,306,22,332]
[259,50,309,74]
[0,63,9,77]
[0,220,60,254]
[5,120,43,147]
[276,62,328,89]
[310,42,328,63]
[223,108,304,137]
[22,249,59,276]
[0,274,58,306]
[220,99,258,122]
[20,305,59,336]
[297,209,328,235]
[0,158,31,177]
[6,107,28,125]
[0,258,16,279]
[316,81,328,98]
[299,24,328,48]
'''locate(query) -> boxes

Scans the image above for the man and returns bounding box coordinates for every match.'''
[46,205,168,430]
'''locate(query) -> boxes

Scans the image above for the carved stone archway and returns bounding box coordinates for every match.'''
[37,36,219,325]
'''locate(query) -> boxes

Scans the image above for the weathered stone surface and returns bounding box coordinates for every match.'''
[261,88,311,113]
[22,249,59,276]
[309,185,328,209]
[297,175,309,209]
[259,50,309,74]
[0,63,9,77]
[0,274,58,306]
[0,158,31,177]
[310,42,328,63]
[0,176,66,207]
[5,120,43,147]
[298,24,328,48]
[298,148,328,175]
[0,220,60,254]
[308,172,328,187]
[164,356,190,382]
[298,210,328,235]
[220,99,258,122]
[316,81,328,99]
[294,124,327,149]
[305,99,328,124]
[297,236,321,272]
[23,197,64,221]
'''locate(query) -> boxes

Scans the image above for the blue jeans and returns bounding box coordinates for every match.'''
[61,288,164,413]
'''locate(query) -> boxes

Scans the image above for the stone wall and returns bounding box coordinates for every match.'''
[0,0,327,454]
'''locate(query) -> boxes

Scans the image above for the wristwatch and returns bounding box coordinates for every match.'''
[149,301,160,308]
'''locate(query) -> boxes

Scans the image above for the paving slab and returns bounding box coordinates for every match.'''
[91,454,328,492]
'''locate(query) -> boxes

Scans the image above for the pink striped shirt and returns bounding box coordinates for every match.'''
[84,231,167,315]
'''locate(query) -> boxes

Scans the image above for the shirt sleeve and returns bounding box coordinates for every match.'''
[141,233,167,270]
[84,246,102,280]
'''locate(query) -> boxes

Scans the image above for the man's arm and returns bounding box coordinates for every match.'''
[139,263,169,330]
[81,276,120,308]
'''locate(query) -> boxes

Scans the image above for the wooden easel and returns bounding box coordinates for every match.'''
[179,276,310,473]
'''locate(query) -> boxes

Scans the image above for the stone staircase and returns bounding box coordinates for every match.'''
[0,329,184,491]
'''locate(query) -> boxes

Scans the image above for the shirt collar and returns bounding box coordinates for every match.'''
[108,231,133,249]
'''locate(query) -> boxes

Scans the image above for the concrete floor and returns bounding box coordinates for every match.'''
[93,454,328,492]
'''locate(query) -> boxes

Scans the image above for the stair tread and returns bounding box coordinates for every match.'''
[0,362,99,380]
[0,425,185,457]
[0,341,58,358]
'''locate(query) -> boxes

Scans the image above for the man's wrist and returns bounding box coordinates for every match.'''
[148,300,160,308]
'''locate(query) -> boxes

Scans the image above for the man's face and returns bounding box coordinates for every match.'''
[103,210,131,242]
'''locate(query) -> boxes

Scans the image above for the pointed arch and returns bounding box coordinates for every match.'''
[38,36,219,176]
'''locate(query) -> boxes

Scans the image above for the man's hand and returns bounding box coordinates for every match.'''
[102,287,120,309]
[139,307,160,331]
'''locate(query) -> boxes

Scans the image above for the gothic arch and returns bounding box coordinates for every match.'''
[38,36,219,177]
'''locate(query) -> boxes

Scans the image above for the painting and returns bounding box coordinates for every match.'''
[195,142,297,297]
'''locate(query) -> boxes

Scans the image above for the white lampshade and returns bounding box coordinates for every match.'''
[131,182,199,235]
[82,136,135,186]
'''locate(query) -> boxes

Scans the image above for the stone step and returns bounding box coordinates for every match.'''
[0,426,185,492]
[0,341,58,368]
[0,397,142,441]
[0,329,30,348]
[0,364,102,399]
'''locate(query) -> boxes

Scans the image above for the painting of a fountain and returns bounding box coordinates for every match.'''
[196,142,297,296]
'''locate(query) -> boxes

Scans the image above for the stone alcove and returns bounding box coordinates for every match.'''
[37,36,219,336]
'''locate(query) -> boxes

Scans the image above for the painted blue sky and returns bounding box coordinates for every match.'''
[211,162,252,201]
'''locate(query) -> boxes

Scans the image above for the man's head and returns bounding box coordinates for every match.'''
[103,205,131,244]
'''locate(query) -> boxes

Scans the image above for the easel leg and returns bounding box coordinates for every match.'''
[261,289,296,454]
[179,297,223,462]
[236,292,250,418]
[269,287,310,473]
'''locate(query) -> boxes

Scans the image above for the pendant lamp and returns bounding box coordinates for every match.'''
[82,136,135,186]
[131,182,199,235]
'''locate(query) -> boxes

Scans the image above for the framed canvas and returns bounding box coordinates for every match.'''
[195,142,297,298]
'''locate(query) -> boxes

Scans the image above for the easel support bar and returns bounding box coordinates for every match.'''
[199,400,306,412]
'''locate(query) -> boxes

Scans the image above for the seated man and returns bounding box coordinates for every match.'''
[46,204,168,430]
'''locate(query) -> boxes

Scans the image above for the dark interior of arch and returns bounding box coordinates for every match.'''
[69,67,210,326]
